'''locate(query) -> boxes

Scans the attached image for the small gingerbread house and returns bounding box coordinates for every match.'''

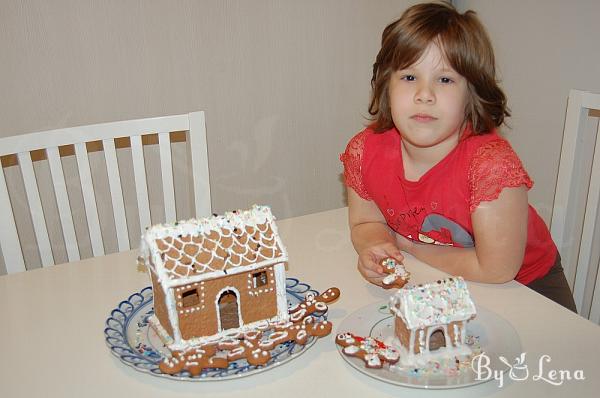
[389,277,476,365]
[140,205,289,350]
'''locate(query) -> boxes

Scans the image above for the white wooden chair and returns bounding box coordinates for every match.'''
[0,112,211,274]
[551,89,600,323]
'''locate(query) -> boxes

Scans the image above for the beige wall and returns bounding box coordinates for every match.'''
[0,0,421,272]
[455,0,600,223]
[0,0,419,219]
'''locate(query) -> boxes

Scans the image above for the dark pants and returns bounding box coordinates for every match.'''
[526,253,577,313]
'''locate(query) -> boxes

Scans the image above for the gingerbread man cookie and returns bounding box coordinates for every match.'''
[216,319,334,367]
[289,287,340,323]
[380,257,410,289]
[218,330,273,366]
[335,332,400,369]
[159,344,229,376]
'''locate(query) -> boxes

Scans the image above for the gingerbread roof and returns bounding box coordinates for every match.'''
[140,205,287,287]
[389,277,476,330]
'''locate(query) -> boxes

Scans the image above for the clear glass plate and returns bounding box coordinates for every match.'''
[335,301,521,389]
[104,278,325,381]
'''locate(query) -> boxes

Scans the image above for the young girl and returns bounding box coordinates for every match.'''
[340,2,576,312]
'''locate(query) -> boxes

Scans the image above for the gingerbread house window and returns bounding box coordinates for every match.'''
[181,288,200,307]
[252,271,268,288]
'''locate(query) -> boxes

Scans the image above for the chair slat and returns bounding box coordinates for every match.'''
[47,147,80,262]
[0,114,190,156]
[74,142,105,256]
[587,122,600,325]
[188,112,212,217]
[550,90,586,289]
[589,262,600,324]
[130,135,151,232]
[158,132,176,222]
[102,138,130,251]
[17,152,55,266]
[582,91,600,109]
[0,167,26,273]
[573,120,600,317]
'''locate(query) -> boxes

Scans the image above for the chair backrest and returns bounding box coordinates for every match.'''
[0,111,211,274]
[551,89,600,323]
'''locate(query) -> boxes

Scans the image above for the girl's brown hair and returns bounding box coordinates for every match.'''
[369,2,510,134]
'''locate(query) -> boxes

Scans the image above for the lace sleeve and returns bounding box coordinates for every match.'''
[339,130,372,200]
[468,139,533,212]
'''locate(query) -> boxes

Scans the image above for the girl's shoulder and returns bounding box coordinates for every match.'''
[461,130,506,152]
[460,130,524,167]
[464,131,533,212]
[344,126,397,147]
[341,127,397,201]
[341,126,398,160]
[462,131,523,165]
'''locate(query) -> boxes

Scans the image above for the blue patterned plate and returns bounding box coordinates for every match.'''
[104,278,325,380]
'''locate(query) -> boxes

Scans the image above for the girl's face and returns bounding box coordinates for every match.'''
[388,43,469,151]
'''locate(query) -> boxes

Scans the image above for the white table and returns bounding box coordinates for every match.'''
[1,207,599,397]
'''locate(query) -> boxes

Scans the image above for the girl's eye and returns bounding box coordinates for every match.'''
[401,75,416,82]
[440,77,454,84]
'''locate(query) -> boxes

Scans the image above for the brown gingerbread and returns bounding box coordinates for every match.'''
[380,257,410,289]
[335,332,400,369]
[217,318,334,366]
[218,331,273,366]
[159,286,341,374]
[159,344,229,376]
[289,287,340,322]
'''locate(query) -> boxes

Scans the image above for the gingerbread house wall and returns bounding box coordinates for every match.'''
[169,264,280,340]
[395,317,463,355]
[150,272,174,338]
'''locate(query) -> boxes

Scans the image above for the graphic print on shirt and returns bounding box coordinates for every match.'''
[387,207,474,248]
[418,214,474,247]
[384,183,474,248]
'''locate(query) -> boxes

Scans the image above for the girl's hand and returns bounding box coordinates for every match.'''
[357,242,404,287]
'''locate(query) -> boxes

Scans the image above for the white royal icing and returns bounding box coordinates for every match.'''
[387,277,477,367]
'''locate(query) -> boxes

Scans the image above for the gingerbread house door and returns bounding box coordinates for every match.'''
[217,289,240,330]
[427,327,447,351]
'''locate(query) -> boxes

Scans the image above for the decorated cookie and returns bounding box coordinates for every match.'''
[335,332,400,369]
[217,319,334,366]
[159,344,229,376]
[380,257,410,289]
[218,331,272,366]
[289,287,341,323]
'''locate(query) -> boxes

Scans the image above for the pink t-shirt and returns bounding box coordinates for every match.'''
[340,126,556,285]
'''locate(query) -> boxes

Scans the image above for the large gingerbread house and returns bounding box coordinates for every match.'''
[389,277,476,366]
[140,205,289,350]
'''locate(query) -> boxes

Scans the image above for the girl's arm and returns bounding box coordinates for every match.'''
[398,186,528,283]
[348,188,404,285]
